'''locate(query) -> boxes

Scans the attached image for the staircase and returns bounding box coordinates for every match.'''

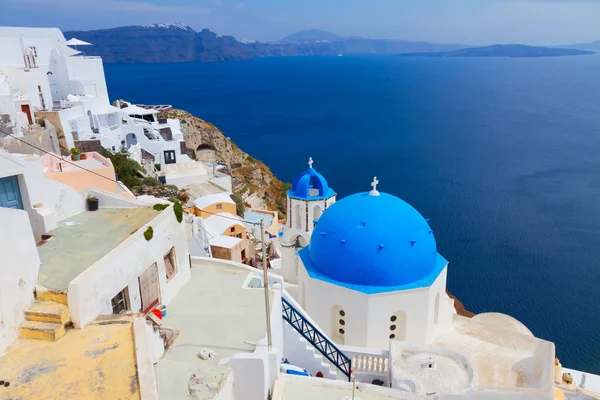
[282,297,352,381]
[283,321,338,379]
[19,289,70,342]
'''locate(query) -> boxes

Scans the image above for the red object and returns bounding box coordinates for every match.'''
[316,371,324,378]
[151,309,163,320]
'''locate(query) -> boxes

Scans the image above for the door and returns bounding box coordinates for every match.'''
[138,263,160,314]
[20,104,33,125]
[164,150,176,165]
[0,176,24,209]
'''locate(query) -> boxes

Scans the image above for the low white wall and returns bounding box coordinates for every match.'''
[229,353,269,400]
[0,208,40,355]
[68,207,190,327]
[133,318,159,400]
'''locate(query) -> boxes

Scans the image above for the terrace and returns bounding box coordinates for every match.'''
[37,207,159,291]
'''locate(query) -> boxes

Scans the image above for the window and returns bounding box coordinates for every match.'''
[230,227,235,233]
[216,204,222,210]
[236,233,242,239]
[31,46,38,57]
[390,310,407,341]
[111,288,129,315]
[163,247,177,281]
[332,305,346,344]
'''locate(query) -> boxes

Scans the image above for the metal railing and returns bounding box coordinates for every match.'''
[281,297,352,380]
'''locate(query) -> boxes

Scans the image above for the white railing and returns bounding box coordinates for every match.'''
[339,345,390,374]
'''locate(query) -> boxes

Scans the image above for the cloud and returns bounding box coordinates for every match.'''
[4,0,210,14]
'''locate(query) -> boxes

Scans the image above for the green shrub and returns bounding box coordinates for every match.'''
[231,193,245,217]
[143,226,154,241]
[153,203,169,211]
[142,177,162,187]
[100,148,143,189]
[173,202,183,223]
[246,155,257,163]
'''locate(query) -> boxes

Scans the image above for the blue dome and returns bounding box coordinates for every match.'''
[299,192,446,292]
[288,166,336,200]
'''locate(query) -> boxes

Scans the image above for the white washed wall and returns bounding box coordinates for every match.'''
[68,207,191,327]
[0,208,40,355]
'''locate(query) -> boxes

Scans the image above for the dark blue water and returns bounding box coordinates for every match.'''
[104,55,600,373]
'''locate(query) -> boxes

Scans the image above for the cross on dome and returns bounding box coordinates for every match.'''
[308,157,314,169]
[369,176,380,197]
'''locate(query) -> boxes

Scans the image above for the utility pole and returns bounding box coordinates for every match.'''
[261,219,272,350]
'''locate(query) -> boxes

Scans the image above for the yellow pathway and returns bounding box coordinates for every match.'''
[0,322,140,400]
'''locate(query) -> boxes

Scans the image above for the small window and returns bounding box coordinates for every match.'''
[163,247,177,281]
[390,315,397,322]
[111,288,129,315]
[236,233,242,239]
[339,329,345,335]
[389,333,396,339]
[230,227,235,233]
[339,319,345,325]
[339,310,345,317]
[216,204,222,210]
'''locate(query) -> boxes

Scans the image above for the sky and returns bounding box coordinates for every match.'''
[1,0,600,45]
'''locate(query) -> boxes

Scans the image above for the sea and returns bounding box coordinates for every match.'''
[104,54,600,374]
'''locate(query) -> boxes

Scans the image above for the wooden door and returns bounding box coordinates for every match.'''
[0,176,23,209]
[138,263,160,314]
[20,104,33,125]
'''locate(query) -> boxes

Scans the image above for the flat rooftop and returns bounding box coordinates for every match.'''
[154,260,272,399]
[184,181,227,206]
[209,235,243,249]
[245,210,274,227]
[0,320,139,399]
[431,313,550,389]
[38,208,159,290]
[58,157,107,171]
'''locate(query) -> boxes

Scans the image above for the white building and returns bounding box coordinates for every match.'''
[0,27,189,169]
[0,148,189,353]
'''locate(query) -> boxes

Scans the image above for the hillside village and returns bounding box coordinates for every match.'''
[0,26,599,400]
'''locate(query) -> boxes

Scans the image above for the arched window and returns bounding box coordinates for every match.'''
[295,204,302,230]
[125,133,137,149]
[313,205,322,225]
[434,293,441,325]
[87,110,94,129]
[390,310,407,341]
[332,305,346,345]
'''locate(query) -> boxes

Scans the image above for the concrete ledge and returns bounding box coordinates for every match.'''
[133,317,159,400]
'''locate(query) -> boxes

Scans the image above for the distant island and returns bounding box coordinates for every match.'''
[63,25,466,63]
[400,44,595,58]
[63,25,597,63]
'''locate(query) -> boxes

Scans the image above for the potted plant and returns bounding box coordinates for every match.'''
[80,153,87,160]
[86,195,99,212]
[70,147,81,161]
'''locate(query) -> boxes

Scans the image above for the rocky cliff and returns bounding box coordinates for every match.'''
[168,109,289,216]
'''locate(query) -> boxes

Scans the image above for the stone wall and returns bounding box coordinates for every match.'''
[74,140,102,153]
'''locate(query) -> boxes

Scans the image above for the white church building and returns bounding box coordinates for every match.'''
[273,159,559,399]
